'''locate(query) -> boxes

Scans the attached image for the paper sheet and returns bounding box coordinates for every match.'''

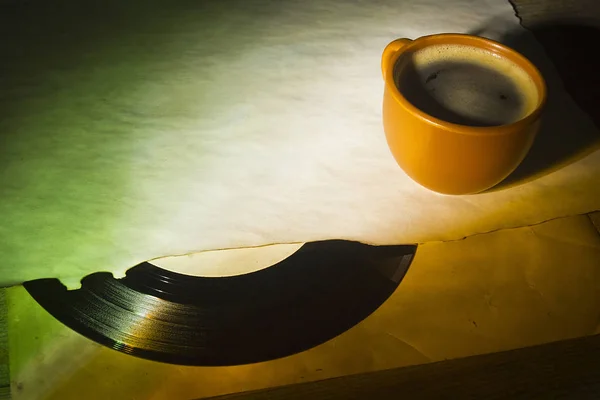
[1,0,599,286]
[7,214,600,399]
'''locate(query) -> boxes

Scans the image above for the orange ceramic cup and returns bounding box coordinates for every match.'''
[381,34,547,195]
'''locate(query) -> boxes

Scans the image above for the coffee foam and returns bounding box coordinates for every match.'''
[397,44,539,126]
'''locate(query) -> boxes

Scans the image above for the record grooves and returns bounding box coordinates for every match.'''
[25,240,416,366]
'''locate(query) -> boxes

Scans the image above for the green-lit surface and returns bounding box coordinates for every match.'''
[1,2,229,286]
[0,289,9,399]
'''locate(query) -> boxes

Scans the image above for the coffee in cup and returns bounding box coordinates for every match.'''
[396,44,539,127]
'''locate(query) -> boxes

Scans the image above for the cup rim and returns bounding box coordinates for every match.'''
[384,33,547,137]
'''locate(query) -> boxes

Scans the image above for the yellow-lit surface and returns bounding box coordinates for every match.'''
[8,214,600,400]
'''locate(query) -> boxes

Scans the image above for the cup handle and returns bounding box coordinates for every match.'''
[381,38,412,80]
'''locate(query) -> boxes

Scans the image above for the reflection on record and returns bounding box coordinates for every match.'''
[25,240,416,366]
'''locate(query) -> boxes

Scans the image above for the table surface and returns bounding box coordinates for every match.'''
[3,0,600,398]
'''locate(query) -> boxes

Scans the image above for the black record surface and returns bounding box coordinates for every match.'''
[24,240,416,366]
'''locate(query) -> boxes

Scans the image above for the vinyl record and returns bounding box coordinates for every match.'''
[24,240,416,366]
